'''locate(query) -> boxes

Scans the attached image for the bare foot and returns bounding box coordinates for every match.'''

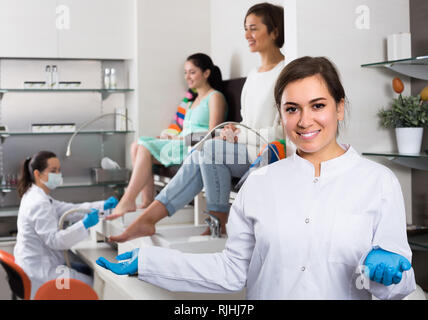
[109,200,168,242]
[109,218,156,243]
[105,199,137,220]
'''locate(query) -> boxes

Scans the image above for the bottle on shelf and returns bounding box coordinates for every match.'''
[45,65,52,88]
[5,174,10,188]
[52,65,59,89]
[10,174,18,187]
[104,68,111,89]
[110,68,117,89]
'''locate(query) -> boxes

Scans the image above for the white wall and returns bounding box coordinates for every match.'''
[209,0,413,221]
[135,0,211,138]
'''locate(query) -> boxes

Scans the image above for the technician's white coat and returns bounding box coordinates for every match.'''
[14,185,104,298]
[138,146,416,299]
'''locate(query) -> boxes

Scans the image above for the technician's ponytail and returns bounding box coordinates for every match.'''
[17,158,33,198]
[17,151,57,197]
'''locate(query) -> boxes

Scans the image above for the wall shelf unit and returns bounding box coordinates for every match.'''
[0,178,128,221]
[362,152,428,170]
[1,130,134,141]
[0,88,134,100]
[361,55,428,80]
[1,181,128,197]
[0,57,135,213]
[407,233,428,252]
[361,53,428,235]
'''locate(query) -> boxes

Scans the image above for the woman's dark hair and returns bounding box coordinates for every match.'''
[245,2,284,48]
[274,56,347,135]
[274,56,346,108]
[187,53,223,92]
[17,151,57,197]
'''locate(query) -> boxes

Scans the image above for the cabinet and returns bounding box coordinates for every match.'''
[0,58,135,239]
[0,0,134,59]
[57,0,135,59]
[0,0,58,58]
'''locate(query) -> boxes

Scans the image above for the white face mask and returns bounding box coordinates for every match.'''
[41,173,63,190]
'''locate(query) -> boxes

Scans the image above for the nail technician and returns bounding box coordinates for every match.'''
[97,57,416,300]
[13,151,118,299]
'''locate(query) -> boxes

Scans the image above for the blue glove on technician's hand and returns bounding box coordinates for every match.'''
[83,209,99,229]
[104,196,119,210]
[96,248,139,275]
[364,248,411,286]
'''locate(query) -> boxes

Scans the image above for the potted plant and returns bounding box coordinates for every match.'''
[378,78,428,154]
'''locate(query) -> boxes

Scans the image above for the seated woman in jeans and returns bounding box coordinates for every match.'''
[107,2,287,237]
[111,53,227,214]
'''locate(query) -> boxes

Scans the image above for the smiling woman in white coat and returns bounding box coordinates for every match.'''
[13,151,118,299]
[97,57,416,300]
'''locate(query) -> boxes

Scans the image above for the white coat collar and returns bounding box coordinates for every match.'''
[29,183,52,201]
[291,144,361,179]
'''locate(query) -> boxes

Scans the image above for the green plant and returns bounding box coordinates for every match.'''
[378,77,428,128]
[378,95,428,128]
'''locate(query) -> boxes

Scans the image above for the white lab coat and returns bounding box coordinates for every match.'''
[137,146,416,299]
[14,184,104,299]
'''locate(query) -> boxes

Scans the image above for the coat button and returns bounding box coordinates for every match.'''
[301,266,306,272]
[313,178,319,183]
[305,218,310,224]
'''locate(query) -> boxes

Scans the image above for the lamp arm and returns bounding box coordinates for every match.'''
[65,112,133,157]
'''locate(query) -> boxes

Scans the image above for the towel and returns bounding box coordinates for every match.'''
[160,89,197,137]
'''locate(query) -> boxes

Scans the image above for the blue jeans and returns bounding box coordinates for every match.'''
[155,139,251,215]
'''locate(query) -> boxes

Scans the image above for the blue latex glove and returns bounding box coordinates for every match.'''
[82,209,99,229]
[364,248,411,286]
[104,196,118,210]
[96,248,139,275]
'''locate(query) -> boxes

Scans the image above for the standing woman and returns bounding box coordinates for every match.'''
[106,2,287,238]
[97,56,416,300]
[112,53,227,213]
[14,151,118,298]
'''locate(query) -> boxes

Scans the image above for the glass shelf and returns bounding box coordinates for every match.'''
[0,181,128,193]
[0,207,18,218]
[362,152,428,170]
[1,130,134,136]
[0,88,134,100]
[0,88,134,93]
[361,55,428,80]
[408,233,428,251]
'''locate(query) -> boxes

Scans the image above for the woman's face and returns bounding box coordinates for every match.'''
[184,61,209,90]
[280,75,345,159]
[244,13,277,53]
[38,157,61,181]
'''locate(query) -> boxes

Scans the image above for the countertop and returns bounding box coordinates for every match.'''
[71,239,246,300]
